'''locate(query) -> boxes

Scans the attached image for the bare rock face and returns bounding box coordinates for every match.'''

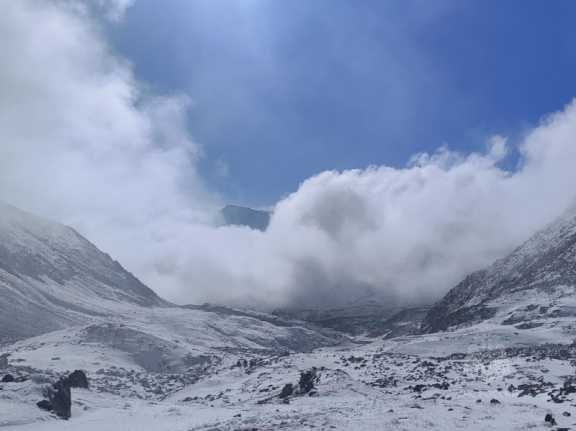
[422,205,576,333]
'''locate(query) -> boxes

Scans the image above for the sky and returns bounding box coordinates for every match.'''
[2,0,576,309]
[110,0,576,206]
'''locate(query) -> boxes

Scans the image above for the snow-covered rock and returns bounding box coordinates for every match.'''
[422,203,576,333]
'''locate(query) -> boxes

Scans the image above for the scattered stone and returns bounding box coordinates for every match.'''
[2,374,15,383]
[544,413,556,426]
[36,400,53,412]
[489,398,501,405]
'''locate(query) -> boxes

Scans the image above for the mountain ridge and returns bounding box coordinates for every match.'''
[422,203,576,333]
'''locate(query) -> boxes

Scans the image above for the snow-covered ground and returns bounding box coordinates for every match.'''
[3,321,576,430]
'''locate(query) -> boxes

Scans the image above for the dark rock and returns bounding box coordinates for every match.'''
[2,374,15,383]
[45,379,72,420]
[410,384,427,393]
[544,413,556,425]
[489,398,501,405]
[66,370,89,389]
[563,411,571,417]
[36,400,53,412]
[298,368,318,394]
[279,383,294,399]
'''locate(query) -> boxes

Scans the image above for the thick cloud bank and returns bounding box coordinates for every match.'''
[2,1,576,309]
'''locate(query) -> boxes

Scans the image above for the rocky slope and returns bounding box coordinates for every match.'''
[422,204,576,333]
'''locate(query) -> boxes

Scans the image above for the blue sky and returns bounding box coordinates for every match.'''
[110,0,576,206]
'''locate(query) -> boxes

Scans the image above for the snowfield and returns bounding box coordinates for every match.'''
[3,322,576,430]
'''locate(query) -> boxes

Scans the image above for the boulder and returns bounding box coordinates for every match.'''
[279,383,294,399]
[66,370,89,389]
[298,368,318,394]
[45,379,72,420]
[2,374,15,383]
[36,400,53,412]
[544,413,556,425]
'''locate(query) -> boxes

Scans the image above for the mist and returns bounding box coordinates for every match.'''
[2,0,576,310]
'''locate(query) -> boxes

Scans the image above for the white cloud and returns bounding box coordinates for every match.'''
[2,0,576,310]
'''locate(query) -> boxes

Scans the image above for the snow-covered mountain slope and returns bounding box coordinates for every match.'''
[422,204,576,333]
[0,201,168,342]
[0,202,341,352]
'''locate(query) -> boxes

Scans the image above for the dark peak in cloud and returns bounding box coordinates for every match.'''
[220,205,271,231]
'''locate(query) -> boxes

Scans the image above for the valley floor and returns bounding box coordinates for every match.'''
[3,323,576,430]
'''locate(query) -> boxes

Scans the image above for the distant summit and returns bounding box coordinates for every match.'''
[220,205,271,231]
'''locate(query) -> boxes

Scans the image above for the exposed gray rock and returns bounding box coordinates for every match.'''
[43,378,72,420]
